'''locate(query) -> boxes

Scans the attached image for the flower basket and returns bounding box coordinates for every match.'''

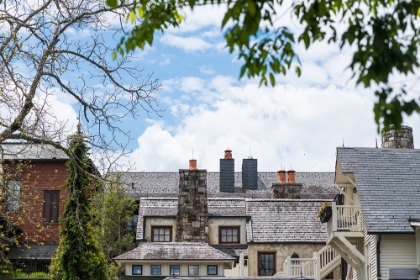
[317,202,332,223]
[319,207,332,223]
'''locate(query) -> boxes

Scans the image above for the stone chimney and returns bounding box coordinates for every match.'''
[242,158,258,190]
[381,125,414,149]
[220,150,234,192]
[272,169,302,199]
[176,161,208,243]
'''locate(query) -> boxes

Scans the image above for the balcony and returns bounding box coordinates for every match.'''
[325,203,365,268]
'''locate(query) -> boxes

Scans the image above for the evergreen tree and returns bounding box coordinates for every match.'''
[50,127,107,280]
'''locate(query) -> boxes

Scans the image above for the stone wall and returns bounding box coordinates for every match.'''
[271,183,303,199]
[176,169,209,242]
[381,125,414,149]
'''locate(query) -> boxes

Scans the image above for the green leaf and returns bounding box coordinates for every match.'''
[269,73,275,86]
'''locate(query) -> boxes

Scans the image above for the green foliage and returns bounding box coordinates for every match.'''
[49,128,107,280]
[29,271,48,278]
[109,0,420,131]
[91,177,137,279]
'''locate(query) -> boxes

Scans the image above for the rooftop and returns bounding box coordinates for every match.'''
[337,147,420,233]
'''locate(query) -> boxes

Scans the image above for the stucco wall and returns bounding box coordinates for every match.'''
[145,218,176,242]
[247,243,325,276]
[208,217,247,244]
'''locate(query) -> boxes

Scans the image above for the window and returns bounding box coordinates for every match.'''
[258,252,275,276]
[151,226,172,242]
[43,190,60,223]
[6,180,21,211]
[207,265,218,275]
[132,265,142,275]
[188,265,199,276]
[170,265,180,276]
[150,265,161,275]
[219,226,240,243]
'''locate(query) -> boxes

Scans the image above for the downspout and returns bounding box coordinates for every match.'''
[377,234,381,279]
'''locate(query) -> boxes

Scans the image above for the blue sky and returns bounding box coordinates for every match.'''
[25,3,420,173]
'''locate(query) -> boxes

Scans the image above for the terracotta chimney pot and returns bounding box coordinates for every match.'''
[189,159,197,170]
[224,149,233,159]
[277,170,286,184]
[287,170,296,184]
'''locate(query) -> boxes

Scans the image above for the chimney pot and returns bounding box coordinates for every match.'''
[224,149,232,159]
[189,159,197,170]
[277,170,286,184]
[287,170,296,184]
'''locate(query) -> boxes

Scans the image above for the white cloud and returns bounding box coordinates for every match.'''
[159,34,212,52]
[166,6,227,34]
[123,77,384,172]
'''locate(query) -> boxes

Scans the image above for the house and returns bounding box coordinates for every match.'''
[325,125,420,280]
[113,150,341,278]
[0,143,69,273]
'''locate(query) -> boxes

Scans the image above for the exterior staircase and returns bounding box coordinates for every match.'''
[283,245,341,280]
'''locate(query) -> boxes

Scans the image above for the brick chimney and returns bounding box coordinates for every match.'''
[272,169,302,199]
[381,125,414,149]
[242,158,258,190]
[220,150,234,192]
[176,160,209,242]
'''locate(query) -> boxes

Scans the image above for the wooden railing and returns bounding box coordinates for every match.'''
[327,203,363,237]
[283,256,317,278]
[283,246,341,280]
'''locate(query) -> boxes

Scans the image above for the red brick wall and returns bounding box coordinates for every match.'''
[2,160,69,243]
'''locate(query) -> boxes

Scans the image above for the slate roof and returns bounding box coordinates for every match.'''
[337,147,420,233]
[246,199,328,243]
[136,197,330,243]
[0,143,68,160]
[7,244,58,260]
[133,171,335,242]
[113,242,236,261]
[122,171,335,199]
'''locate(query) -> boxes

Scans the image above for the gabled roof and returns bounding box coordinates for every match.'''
[0,143,68,160]
[113,242,236,261]
[337,147,420,233]
[246,199,327,243]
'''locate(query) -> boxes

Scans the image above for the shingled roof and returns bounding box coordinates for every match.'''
[132,171,335,242]
[121,171,335,199]
[246,199,328,243]
[337,147,420,233]
[7,244,58,260]
[113,242,236,261]
[0,143,68,160]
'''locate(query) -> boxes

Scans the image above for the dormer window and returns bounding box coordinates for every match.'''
[219,226,240,243]
[151,226,172,242]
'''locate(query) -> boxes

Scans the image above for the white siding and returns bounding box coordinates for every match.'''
[380,235,417,280]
